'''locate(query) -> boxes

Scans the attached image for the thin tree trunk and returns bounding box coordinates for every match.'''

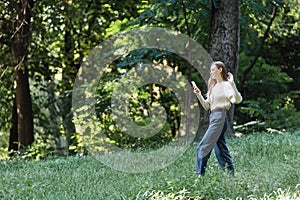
[61,11,77,154]
[182,1,192,143]
[209,0,240,135]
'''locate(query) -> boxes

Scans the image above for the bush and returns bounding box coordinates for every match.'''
[237,92,300,132]
[237,54,300,132]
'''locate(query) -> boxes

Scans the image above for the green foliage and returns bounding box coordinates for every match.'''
[240,0,284,54]
[134,0,211,48]
[263,0,299,68]
[0,0,144,154]
[25,134,57,160]
[239,0,300,131]
[0,132,9,159]
[238,94,300,132]
[0,70,13,132]
[92,64,182,151]
[66,44,201,153]
[7,134,57,160]
[0,132,299,199]
[0,0,299,159]
[237,53,300,132]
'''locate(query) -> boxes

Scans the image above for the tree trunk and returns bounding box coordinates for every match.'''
[182,1,192,143]
[10,0,35,150]
[209,0,240,135]
[14,67,34,148]
[61,11,78,154]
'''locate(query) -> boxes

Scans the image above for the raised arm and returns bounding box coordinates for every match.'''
[227,73,243,104]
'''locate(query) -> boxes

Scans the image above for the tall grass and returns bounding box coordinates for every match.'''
[0,131,299,199]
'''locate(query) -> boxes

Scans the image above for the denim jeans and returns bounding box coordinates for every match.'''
[196,109,235,175]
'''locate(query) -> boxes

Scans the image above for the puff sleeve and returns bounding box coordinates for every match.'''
[226,82,243,104]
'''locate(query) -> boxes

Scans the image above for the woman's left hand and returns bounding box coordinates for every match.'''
[227,72,234,83]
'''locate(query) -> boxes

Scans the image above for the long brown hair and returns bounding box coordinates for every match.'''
[207,61,228,100]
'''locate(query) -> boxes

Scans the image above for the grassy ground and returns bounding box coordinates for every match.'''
[0,131,299,200]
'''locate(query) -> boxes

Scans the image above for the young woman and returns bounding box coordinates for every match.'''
[192,61,243,176]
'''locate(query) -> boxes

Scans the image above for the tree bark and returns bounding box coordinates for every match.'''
[10,0,35,149]
[209,0,240,135]
[14,67,34,148]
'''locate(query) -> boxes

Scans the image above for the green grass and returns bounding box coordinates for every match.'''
[0,131,299,200]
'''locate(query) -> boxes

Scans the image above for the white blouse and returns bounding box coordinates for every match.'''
[196,81,242,111]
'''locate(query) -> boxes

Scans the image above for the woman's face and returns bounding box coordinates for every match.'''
[210,64,222,81]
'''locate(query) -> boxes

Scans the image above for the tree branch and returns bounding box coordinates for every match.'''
[5,0,20,12]
[181,1,191,37]
[240,5,278,96]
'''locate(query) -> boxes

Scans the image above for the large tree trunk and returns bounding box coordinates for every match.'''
[209,0,240,135]
[9,0,35,150]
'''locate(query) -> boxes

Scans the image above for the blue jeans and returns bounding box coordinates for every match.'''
[196,109,234,175]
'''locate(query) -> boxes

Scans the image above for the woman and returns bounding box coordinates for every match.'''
[192,61,242,176]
